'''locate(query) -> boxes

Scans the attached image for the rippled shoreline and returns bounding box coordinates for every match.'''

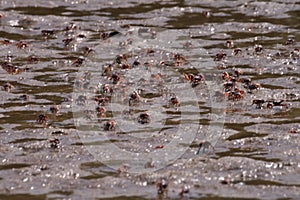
[0,0,299,199]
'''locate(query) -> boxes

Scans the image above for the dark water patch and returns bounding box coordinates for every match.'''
[251,73,293,80]
[194,196,260,200]
[81,139,128,146]
[215,147,281,162]
[9,138,45,144]
[233,179,300,187]
[0,163,31,170]
[0,194,46,200]
[226,131,268,141]
[99,3,176,19]
[261,84,289,90]
[0,31,32,40]
[95,196,149,200]
[34,94,69,104]
[80,173,107,180]
[224,122,255,132]
[80,161,117,178]
[4,6,70,16]
[48,190,73,196]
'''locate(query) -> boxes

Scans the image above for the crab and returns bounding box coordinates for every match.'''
[84,47,95,56]
[65,23,77,31]
[169,96,180,107]
[226,40,234,48]
[96,106,106,117]
[103,120,116,131]
[100,31,120,40]
[28,55,39,64]
[254,44,263,53]
[62,37,74,46]
[252,99,265,109]
[137,113,151,124]
[110,73,121,84]
[179,185,190,197]
[102,84,114,93]
[37,114,48,124]
[95,96,109,106]
[184,73,205,87]
[226,88,245,101]
[16,41,28,49]
[2,61,25,74]
[129,91,140,106]
[41,29,55,37]
[20,94,29,101]
[214,52,227,61]
[266,100,289,110]
[72,56,85,66]
[156,178,168,195]
[233,48,242,56]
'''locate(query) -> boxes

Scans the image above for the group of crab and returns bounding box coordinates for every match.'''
[0,22,93,148]
[215,40,291,111]
[72,27,192,132]
[1,39,38,92]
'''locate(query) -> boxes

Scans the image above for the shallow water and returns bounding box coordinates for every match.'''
[0,0,299,199]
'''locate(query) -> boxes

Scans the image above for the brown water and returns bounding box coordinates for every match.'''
[0,0,299,199]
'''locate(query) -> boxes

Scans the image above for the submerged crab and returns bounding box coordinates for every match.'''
[50,105,60,114]
[100,31,120,40]
[49,138,60,149]
[137,113,151,124]
[196,141,215,155]
[75,95,87,105]
[252,99,265,109]
[2,82,14,92]
[41,29,55,37]
[28,55,39,64]
[20,94,29,101]
[110,73,121,84]
[244,83,260,93]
